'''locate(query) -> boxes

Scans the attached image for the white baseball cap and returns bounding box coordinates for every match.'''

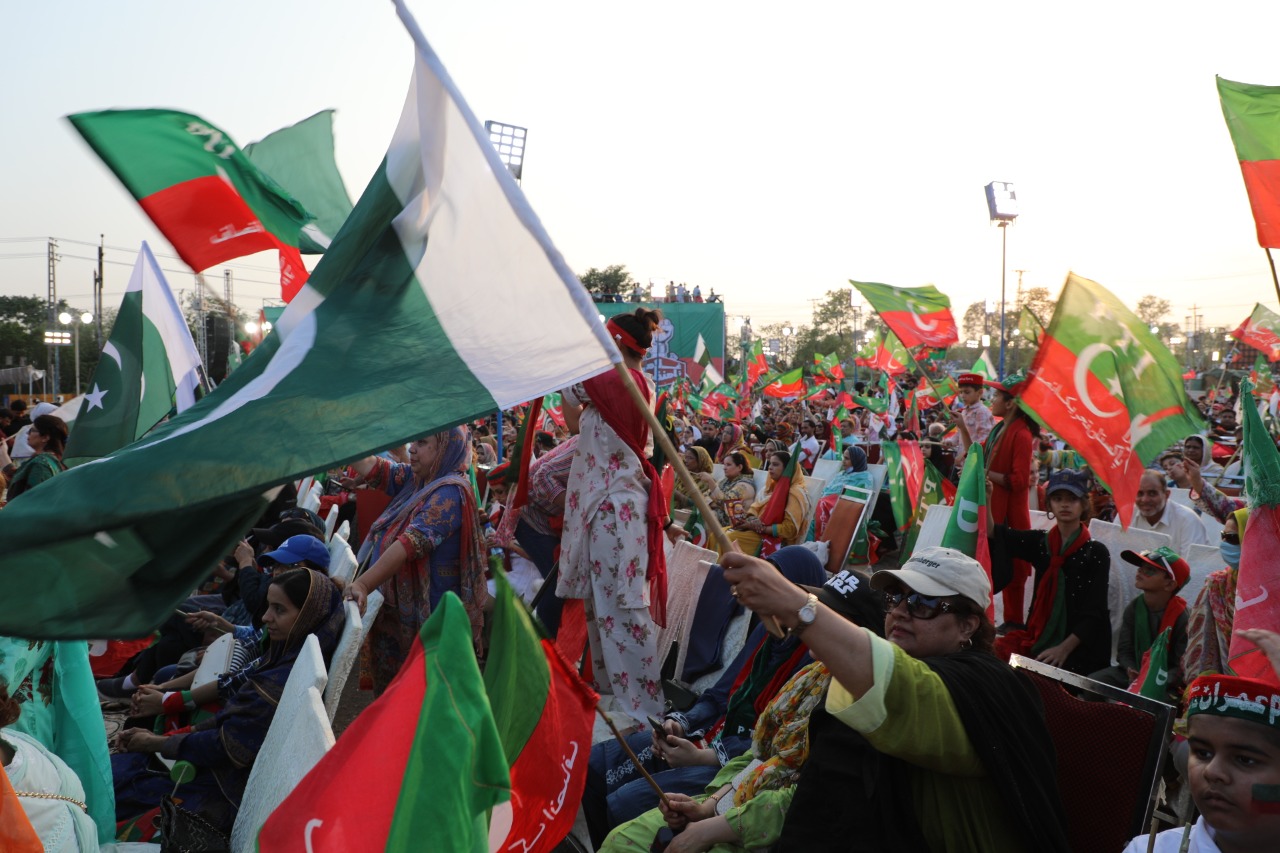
[870,546,991,612]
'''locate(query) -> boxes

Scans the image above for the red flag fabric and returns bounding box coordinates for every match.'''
[1232,303,1280,361]
[757,440,802,526]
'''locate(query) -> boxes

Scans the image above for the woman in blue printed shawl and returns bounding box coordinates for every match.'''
[112,568,345,837]
[345,426,488,694]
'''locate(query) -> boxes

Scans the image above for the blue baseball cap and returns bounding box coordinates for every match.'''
[261,534,330,570]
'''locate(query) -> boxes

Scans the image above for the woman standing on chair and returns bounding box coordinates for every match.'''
[558,307,673,723]
[989,469,1112,676]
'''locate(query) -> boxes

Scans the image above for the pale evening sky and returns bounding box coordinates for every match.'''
[3,1,1280,341]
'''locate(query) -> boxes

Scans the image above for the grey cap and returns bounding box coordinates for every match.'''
[870,545,991,611]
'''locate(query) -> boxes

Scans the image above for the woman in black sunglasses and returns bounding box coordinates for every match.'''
[722,545,1069,852]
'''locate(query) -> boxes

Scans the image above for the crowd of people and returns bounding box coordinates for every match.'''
[1,311,1279,852]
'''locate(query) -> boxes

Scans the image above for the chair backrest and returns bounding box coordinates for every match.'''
[711,463,724,481]
[1088,519,1172,660]
[656,540,717,690]
[800,476,825,535]
[230,634,334,853]
[1182,543,1224,604]
[820,485,873,573]
[322,601,365,723]
[1009,655,1174,853]
[753,468,767,495]
[912,503,952,552]
[362,589,385,639]
[298,481,323,514]
[295,476,315,505]
[811,457,842,484]
[334,519,351,543]
[324,504,340,541]
[191,633,236,691]
[327,535,359,586]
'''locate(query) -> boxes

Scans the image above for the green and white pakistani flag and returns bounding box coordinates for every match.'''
[971,349,998,382]
[694,332,724,387]
[63,242,207,467]
[0,1,619,639]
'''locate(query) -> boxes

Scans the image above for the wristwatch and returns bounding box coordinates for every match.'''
[788,592,819,637]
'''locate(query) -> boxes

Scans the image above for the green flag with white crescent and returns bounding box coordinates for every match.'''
[63,242,207,466]
[0,8,619,639]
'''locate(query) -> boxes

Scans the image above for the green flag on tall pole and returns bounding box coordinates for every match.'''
[971,349,998,382]
[63,242,208,466]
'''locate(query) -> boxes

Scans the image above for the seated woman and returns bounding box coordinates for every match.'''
[5,413,68,500]
[721,546,1071,852]
[583,547,836,845]
[990,468,1112,675]
[725,450,809,558]
[809,444,874,540]
[698,451,756,529]
[671,446,716,510]
[111,568,345,837]
[1,684,100,853]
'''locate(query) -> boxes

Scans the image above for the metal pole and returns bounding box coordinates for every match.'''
[96,236,105,350]
[73,324,80,395]
[998,222,1008,381]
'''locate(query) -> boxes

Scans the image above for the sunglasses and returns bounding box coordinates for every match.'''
[882,588,966,620]
[1220,530,1240,545]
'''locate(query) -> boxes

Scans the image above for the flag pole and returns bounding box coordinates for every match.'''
[611,362,785,638]
[595,705,670,809]
[1267,248,1280,305]
[1211,342,1239,400]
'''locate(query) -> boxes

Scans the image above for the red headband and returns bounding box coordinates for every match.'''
[607,319,648,356]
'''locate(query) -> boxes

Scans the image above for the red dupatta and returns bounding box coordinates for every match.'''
[581,368,669,627]
[996,524,1091,661]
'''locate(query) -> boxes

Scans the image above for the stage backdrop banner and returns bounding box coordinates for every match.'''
[598,301,725,387]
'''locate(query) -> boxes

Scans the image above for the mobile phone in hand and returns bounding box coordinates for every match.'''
[647,714,668,740]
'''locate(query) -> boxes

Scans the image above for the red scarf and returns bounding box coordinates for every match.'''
[581,368,669,626]
[996,524,1091,661]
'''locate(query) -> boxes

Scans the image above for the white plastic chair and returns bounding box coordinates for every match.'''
[362,589,385,639]
[299,482,323,514]
[229,635,333,853]
[334,519,351,543]
[324,504,340,541]
[295,476,315,505]
[1088,519,1172,662]
[811,457,842,483]
[327,535,359,586]
[322,601,365,722]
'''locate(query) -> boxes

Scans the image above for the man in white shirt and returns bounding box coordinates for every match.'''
[1131,469,1210,555]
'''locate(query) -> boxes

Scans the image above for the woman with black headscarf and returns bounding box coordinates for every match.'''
[112,568,345,836]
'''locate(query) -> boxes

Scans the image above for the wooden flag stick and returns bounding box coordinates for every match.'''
[612,362,786,638]
[595,704,670,810]
[1267,248,1280,306]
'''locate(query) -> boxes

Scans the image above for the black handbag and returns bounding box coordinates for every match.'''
[158,795,230,853]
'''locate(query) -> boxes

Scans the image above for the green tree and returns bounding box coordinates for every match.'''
[578,264,637,298]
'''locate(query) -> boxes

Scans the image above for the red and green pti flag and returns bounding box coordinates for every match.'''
[1218,76,1280,248]
[1251,353,1276,398]
[257,593,509,852]
[940,444,994,618]
[542,392,566,428]
[762,368,805,398]
[901,460,953,558]
[1228,380,1280,684]
[485,570,599,853]
[1019,273,1204,525]
[757,440,802,526]
[68,108,314,301]
[880,440,925,532]
[851,281,959,349]
[746,339,770,388]
[813,352,845,382]
[1232,303,1280,361]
